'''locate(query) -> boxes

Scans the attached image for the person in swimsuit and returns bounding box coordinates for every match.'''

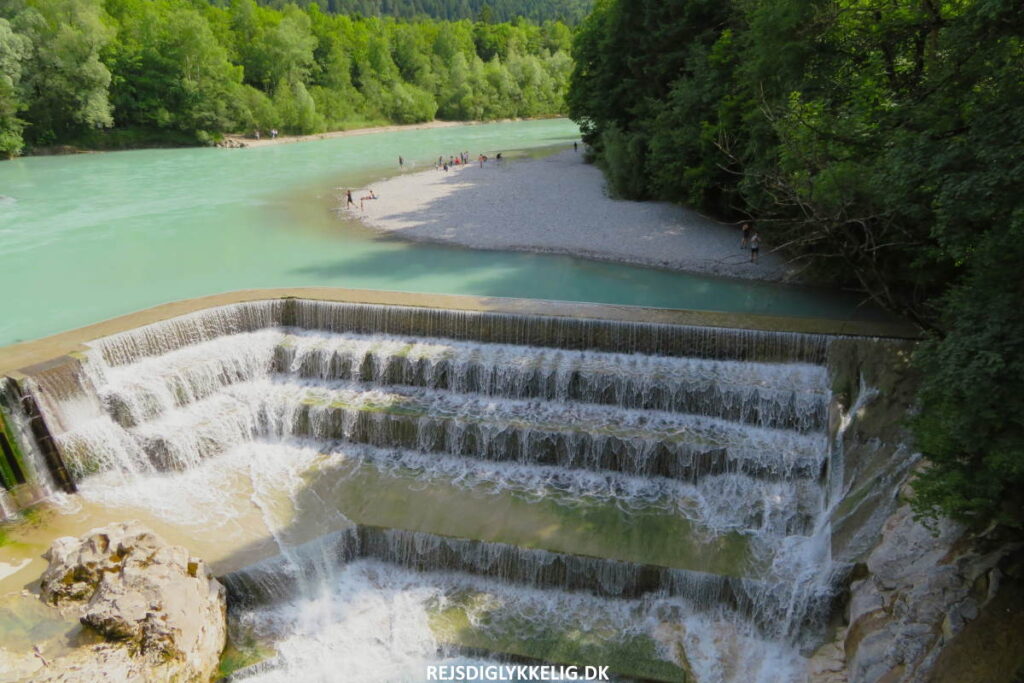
[360,190,378,211]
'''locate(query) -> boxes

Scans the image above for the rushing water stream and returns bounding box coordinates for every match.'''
[0,119,879,347]
[0,300,844,681]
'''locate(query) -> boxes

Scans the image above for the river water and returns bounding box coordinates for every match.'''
[0,119,874,347]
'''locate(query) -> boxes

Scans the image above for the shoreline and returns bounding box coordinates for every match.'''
[351,149,795,284]
[224,117,562,149]
[222,120,464,149]
[15,117,565,158]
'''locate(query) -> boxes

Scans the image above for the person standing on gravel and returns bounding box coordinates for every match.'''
[750,232,761,264]
[740,222,752,249]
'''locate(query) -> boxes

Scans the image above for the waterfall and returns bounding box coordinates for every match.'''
[13,299,844,681]
[222,525,833,641]
[0,378,63,510]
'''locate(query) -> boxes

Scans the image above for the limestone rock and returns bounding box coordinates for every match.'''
[843,504,1018,682]
[822,337,1022,682]
[806,628,848,683]
[36,521,226,682]
[31,644,142,682]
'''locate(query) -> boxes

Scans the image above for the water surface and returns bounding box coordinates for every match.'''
[0,119,873,346]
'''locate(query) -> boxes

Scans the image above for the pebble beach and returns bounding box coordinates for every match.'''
[351,149,791,282]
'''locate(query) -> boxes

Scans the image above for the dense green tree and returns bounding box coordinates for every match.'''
[6,0,114,144]
[569,0,1024,529]
[0,0,574,150]
[232,1,317,90]
[308,0,594,25]
[0,18,30,157]
[104,0,245,137]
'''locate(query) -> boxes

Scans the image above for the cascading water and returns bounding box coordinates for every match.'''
[0,378,62,513]
[16,300,843,682]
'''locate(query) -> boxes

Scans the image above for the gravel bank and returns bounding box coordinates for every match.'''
[350,149,792,281]
[223,120,465,148]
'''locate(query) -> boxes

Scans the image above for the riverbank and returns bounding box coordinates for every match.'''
[15,118,564,157]
[222,118,561,149]
[22,127,202,157]
[352,149,793,282]
[221,120,460,149]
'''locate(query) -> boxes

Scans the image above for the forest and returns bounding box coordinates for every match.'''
[569,0,1024,530]
[277,0,594,25]
[0,0,574,155]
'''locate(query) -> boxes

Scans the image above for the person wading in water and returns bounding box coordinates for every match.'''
[346,190,356,209]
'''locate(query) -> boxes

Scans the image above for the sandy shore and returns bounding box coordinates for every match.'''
[351,149,791,282]
[223,117,560,149]
[223,120,466,148]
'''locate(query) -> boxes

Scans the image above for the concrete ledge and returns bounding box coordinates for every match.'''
[0,288,920,375]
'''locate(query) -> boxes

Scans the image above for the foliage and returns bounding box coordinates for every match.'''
[569,0,1024,529]
[912,207,1024,528]
[4,0,114,145]
[0,18,30,157]
[282,0,594,26]
[0,0,575,151]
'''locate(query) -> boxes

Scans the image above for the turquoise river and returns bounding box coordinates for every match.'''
[0,119,876,346]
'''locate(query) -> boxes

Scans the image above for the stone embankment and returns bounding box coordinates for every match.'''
[32,522,226,682]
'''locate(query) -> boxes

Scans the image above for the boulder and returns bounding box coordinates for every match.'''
[36,521,226,682]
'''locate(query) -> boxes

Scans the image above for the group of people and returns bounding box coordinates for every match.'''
[740,222,762,263]
[431,150,504,172]
[343,148,501,213]
[252,129,279,140]
[435,151,473,172]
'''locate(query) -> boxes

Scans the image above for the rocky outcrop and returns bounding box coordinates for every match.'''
[815,337,1024,682]
[35,522,226,682]
[842,503,1021,682]
[215,138,247,149]
[827,337,921,567]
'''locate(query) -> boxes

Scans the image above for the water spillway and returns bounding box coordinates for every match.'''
[0,294,895,682]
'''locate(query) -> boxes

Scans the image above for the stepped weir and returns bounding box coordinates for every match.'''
[0,290,919,681]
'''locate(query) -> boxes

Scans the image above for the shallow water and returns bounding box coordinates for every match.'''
[0,119,878,347]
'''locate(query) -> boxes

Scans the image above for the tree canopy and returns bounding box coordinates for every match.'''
[0,0,575,155]
[268,1,594,25]
[569,0,1024,529]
